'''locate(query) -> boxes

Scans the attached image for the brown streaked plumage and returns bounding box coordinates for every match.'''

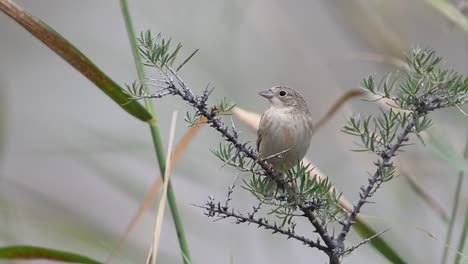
[257,86,313,172]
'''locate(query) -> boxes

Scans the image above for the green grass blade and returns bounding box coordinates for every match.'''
[0,83,5,165]
[0,245,103,264]
[353,220,406,264]
[425,128,468,173]
[441,168,465,263]
[454,206,468,264]
[0,1,152,122]
[119,0,192,263]
[444,132,468,264]
[424,129,468,263]
[403,171,449,223]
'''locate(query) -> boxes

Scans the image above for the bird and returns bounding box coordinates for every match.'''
[257,86,314,173]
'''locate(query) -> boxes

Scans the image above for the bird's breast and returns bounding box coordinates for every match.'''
[259,107,313,171]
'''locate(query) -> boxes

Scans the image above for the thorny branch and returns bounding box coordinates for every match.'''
[336,116,415,246]
[142,68,341,262]
[196,186,329,252]
[132,36,468,264]
[147,74,286,187]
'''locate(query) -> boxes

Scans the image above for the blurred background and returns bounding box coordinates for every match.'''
[1,0,468,263]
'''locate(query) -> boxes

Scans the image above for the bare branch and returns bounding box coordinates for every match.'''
[197,198,330,252]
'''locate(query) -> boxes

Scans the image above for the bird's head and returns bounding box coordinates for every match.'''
[259,86,308,110]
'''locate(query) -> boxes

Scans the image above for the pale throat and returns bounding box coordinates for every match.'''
[267,105,298,120]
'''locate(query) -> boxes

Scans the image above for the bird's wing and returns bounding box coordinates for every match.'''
[256,113,265,151]
[308,117,314,134]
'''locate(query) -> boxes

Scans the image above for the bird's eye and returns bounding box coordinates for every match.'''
[279,90,287,97]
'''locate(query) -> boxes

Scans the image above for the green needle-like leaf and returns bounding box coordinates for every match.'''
[177,49,199,72]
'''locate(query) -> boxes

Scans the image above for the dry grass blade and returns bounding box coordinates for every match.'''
[346,52,408,70]
[352,0,405,56]
[106,117,205,263]
[364,214,468,261]
[106,178,162,264]
[313,89,365,133]
[400,169,448,222]
[148,111,178,264]
[425,0,468,32]
[411,225,468,261]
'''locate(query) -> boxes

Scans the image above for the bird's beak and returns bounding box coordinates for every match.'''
[259,88,274,99]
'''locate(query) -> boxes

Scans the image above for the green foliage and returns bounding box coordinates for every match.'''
[243,162,342,225]
[138,31,181,69]
[336,48,468,260]
[211,142,259,172]
[218,97,237,114]
[138,30,198,72]
[346,48,468,152]
[183,97,236,127]
[184,111,197,126]
[343,109,402,153]
[126,31,236,129]
[362,48,468,113]
[123,81,145,101]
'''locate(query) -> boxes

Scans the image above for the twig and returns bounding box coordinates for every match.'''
[198,198,329,252]
[343,228,391,255]
[335,114,416,247]
[260,147,292,162]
